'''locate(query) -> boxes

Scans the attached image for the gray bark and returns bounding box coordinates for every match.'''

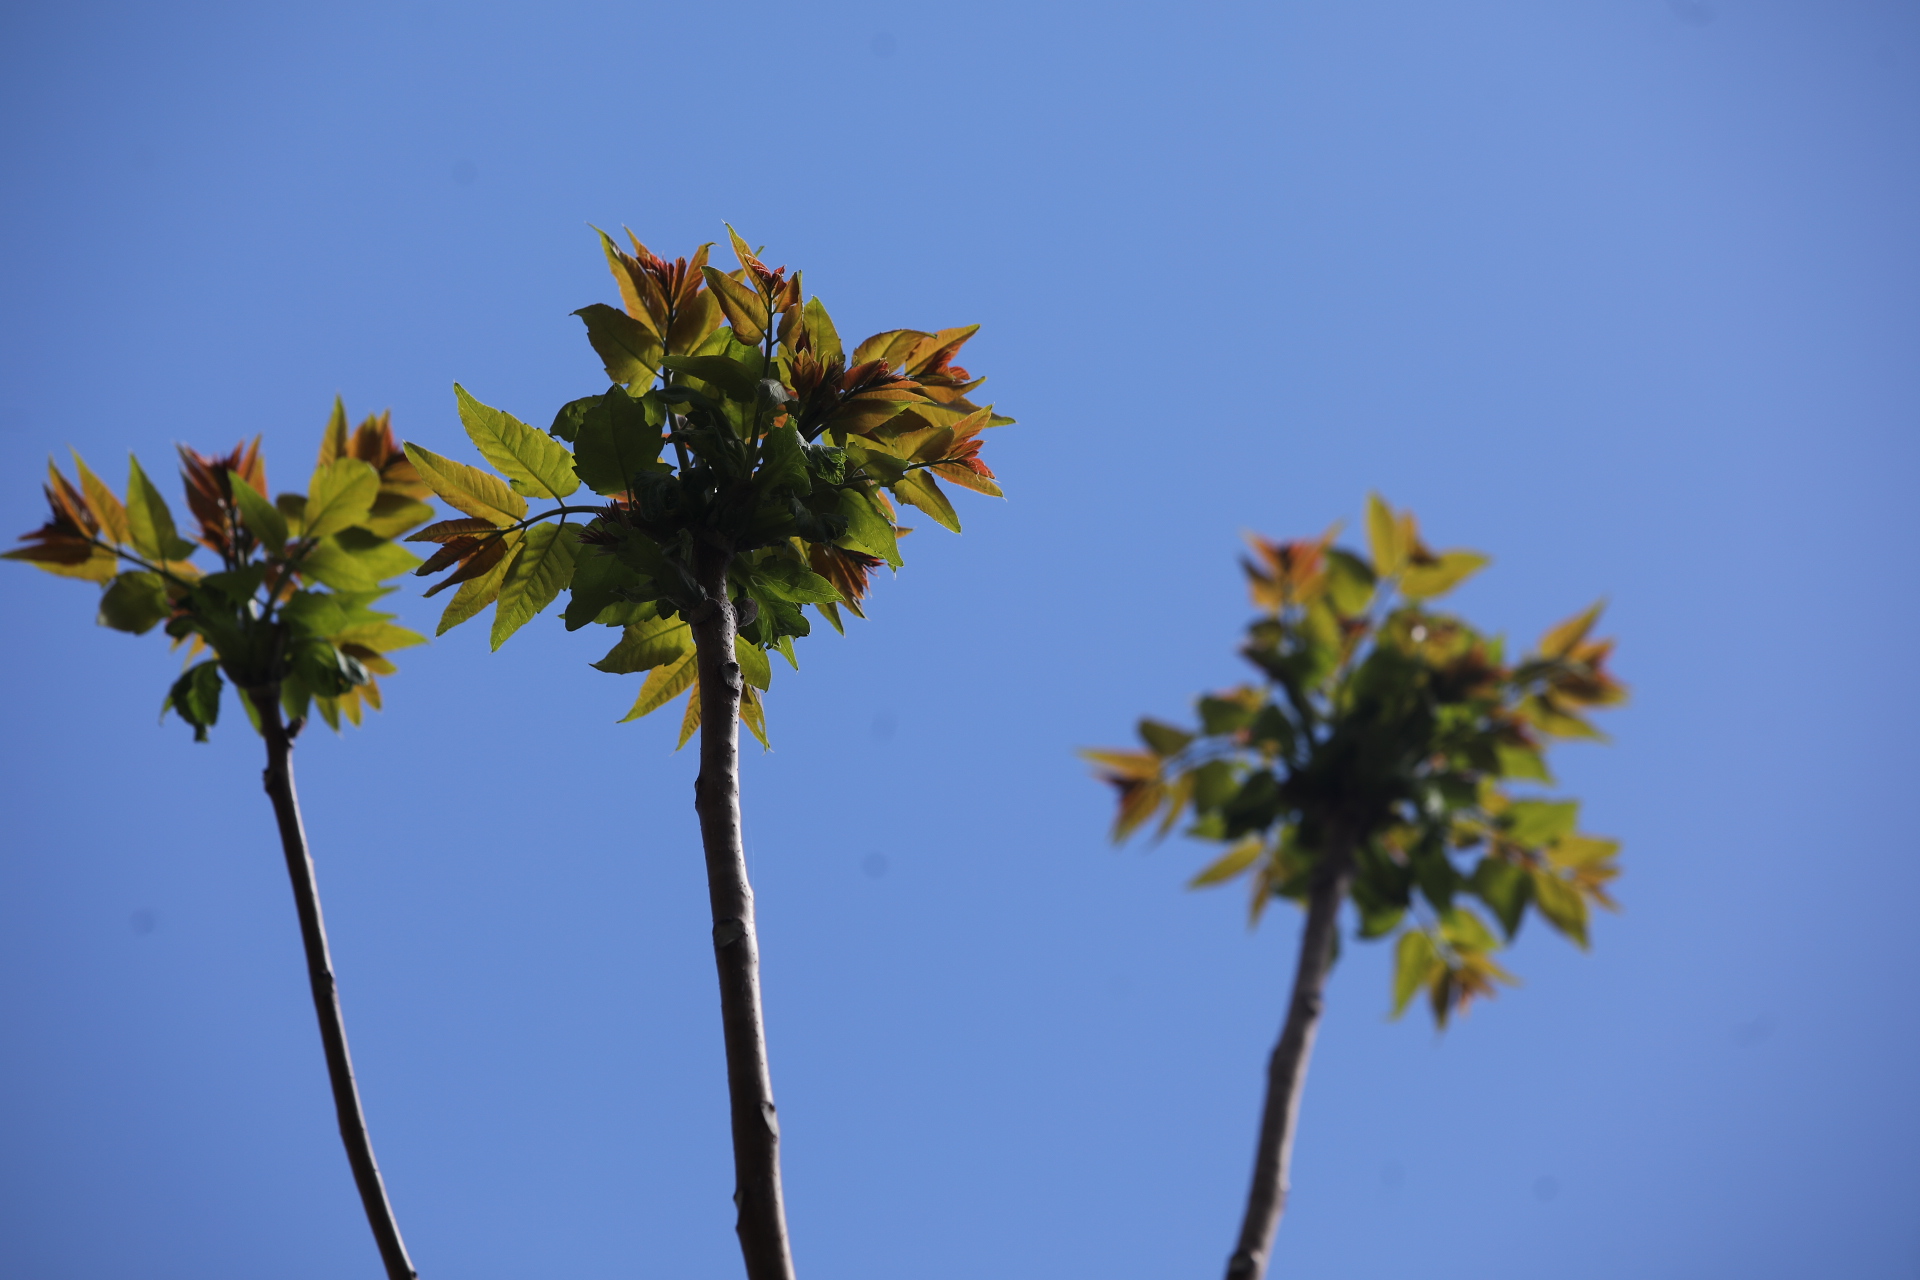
[1224,839,1354,1280]
[688,545,797,1280]
[257,691,417,1280]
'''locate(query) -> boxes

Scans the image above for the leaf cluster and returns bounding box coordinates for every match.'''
[5,403,432,739]
[1084,496,1626,1026]
[407,226,1011,745]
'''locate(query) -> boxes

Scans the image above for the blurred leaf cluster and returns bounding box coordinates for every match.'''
[1086,496,1625,1025]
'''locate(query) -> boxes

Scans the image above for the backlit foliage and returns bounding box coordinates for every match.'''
[1085,497,1626,1026]
[405,226,1010,744]
[5,403,432,737]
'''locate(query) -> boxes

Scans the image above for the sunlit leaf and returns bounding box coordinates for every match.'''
[302,458,381,540]
[454,384,580,500]
[491,522,578,649]
[402,442,527,526]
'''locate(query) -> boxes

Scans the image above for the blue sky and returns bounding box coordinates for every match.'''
[2,1,1917,1277]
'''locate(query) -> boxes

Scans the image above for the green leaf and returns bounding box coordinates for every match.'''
[361,494,436,540]
[549,394,602,444]
[1366,492,1402,577]
[402,442,527,526]
[491,522,577,649]
[1468,857,1533,938]
[661,353,766,402]
[1495,743,1554,783]
[299,530,423,592]
[563,547,651,630]
[1528,868,1590,948]
[280,590,348,639]
[126,454,195,561]
[746,557,840,604]
[97,571,169,634]
[1355,897,1406,939]
[572,386,666,497]
[1323,548,1377,615]
[1188,835,1262,888]
[1506,799,1580,846]
[1138,718,1194,757]
[619,648,697,722]
[332,622,427,654]
[303,458,381,540]
[163,660,224,742]
[591,614,693,674]
[1438,905,1501,952]
[1401,551,1491,601]
[1197,693,1258,736]
[735,635,771,691]
[755,422,810,495]
[574,302,663,386]
[1190,760,1238,812]
[454,384,580,500]
[801,297,842,365]
[1391,929,1443,1017]
[834,487,902,569]
[228,471,287,553]
[893,471,960,533]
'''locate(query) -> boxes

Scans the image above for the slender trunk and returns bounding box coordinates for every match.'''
[1224,837,1354,1280]
[687,545,797,1280]
[256,690,418,1280]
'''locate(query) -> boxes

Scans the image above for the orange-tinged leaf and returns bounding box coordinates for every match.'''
[71,451,129,546]
[408,517,499,543]
[596,227,663,339]
[436,536,514,634]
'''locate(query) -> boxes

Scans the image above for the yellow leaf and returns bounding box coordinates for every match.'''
[676,672,702,748]
[402,443,526,527]
[1188,835,1262,888]
[1400,551,1490,601]
[1077,749,1160,780]
[621,649,697,722]
[1366,493,1403,576]
[894,472,960,533]
[1539,602,1605,659]
[1392,929,1444,1017]
[317,396,350,468]
[740,682,768,749]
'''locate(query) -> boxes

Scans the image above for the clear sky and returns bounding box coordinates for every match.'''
[2,1,1917,1277]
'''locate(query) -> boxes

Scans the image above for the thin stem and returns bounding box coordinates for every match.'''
[255,689,418,1280]
[1224,832,1354,1280]
[687,542,797,1280]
